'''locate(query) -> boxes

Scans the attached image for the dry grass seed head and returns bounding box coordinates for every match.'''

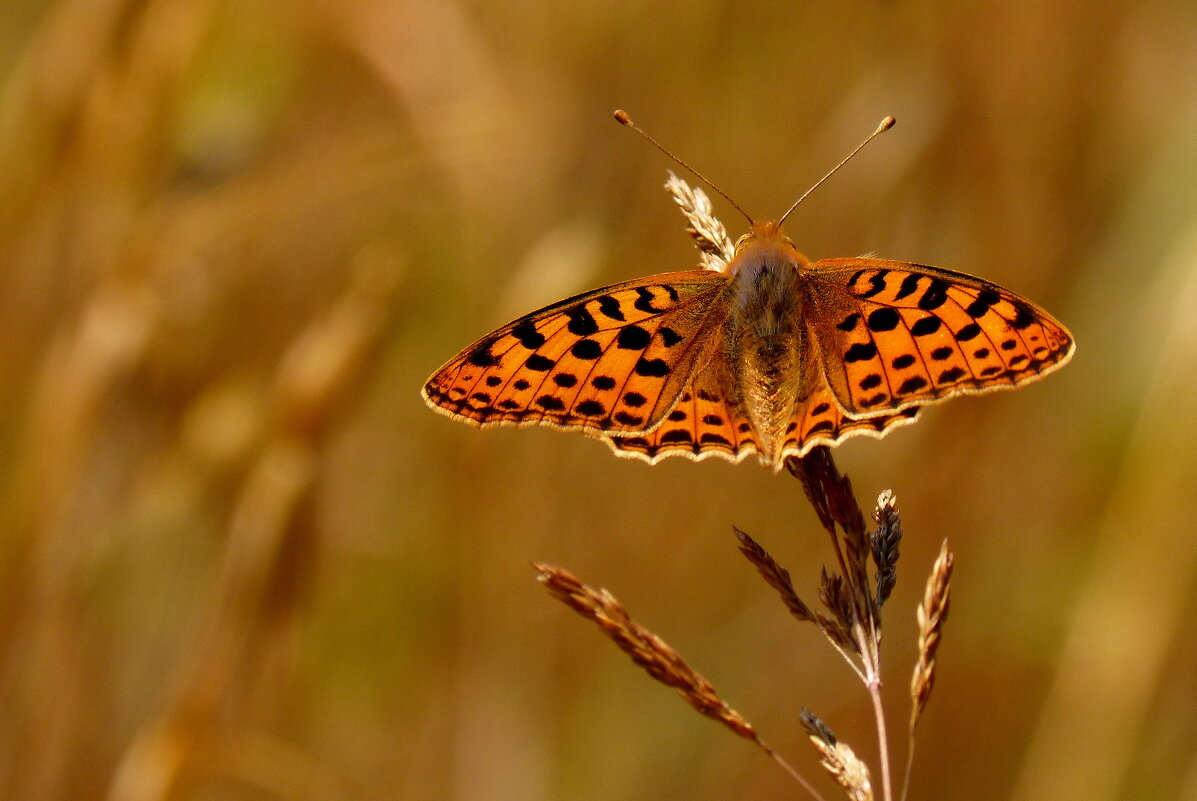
[910,540,954,732]
[733,526,814,623]
[664,172,736,270]
[806,736,875,801]
[533,563,762,745]
[870,490,903,606]
[802,709,874,800]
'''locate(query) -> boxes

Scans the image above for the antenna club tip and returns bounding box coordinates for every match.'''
[613,109,631,125]
[878,115,896,132]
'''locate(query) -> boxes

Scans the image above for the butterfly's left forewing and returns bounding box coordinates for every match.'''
[422,271,729,435]
[803,259,1075,418]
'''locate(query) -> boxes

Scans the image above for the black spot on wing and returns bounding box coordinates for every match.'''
[596,295,625,322]
[634,357,670,377]
[512,320,545,349]
[895,273,921,300]
[937,367,967,383]
[858,270,889,299]
[614,411,644,426]
[897,376,928,395]
[918,279,949,310]
[467,341,499,367]
[566,306,598,336]
[1011,304,1036,329]
[867,308,900,332]
[658,327,683,347]
[617,325,652,349]
[571,339,602,360]
[844,342,878,363]
[955,323,981,341]
[965,289,1000,318]
[525,354,555,371]
[910,317,941,337]
[576,399,606,416]
[634,287,664,314]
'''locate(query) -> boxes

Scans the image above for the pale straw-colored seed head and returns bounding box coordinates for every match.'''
[664,172,736,271]
[807,736,875,801]
[910,539,954,732]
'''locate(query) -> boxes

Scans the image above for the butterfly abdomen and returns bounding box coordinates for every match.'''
[724,228,812,456]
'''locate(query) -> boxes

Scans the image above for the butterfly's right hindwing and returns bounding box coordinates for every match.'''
[422,271,728,434]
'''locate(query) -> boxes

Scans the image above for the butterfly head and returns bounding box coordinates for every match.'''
[729,220,809,275]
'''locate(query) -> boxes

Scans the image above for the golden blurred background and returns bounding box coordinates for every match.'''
[2,0,1196,799]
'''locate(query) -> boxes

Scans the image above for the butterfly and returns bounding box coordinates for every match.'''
[422,117,1074,470]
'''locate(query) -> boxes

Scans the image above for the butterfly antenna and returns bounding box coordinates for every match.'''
[614,109,755,226]
[777,116,896,227]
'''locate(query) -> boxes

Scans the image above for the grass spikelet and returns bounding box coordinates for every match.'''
[733,526,814,623]
[802,710,874,801]
[870,490,902,606]
[533,562,830,801]
[664,172,736,271]
[911,539,953,732]
[532,562,761,744]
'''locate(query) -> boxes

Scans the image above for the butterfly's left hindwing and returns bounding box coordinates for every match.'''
[804,258,1075,418]
[422,271,728,435]
[599,365,760,464]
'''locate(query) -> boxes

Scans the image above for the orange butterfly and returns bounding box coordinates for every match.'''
[422,114,1074,469]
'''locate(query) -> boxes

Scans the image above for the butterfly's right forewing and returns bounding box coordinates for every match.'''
[803,258,1075,418]
[422,271,728,435]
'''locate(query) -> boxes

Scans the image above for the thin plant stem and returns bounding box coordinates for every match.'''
[900,738,916,801]
[859,614,889,801]
[829,641,868,684]
[864,656,894,801]
[766,748,832,801]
